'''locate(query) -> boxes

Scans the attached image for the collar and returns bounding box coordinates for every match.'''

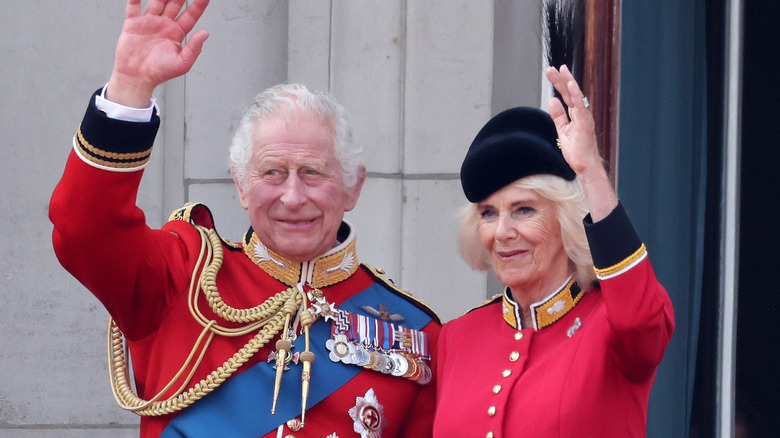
[502,276,584,330]
[242,221,360,288]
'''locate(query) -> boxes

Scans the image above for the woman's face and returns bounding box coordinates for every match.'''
[477,183,570,295]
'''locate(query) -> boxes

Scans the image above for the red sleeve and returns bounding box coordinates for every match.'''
[49,93,196,341]
[585,203,675,382]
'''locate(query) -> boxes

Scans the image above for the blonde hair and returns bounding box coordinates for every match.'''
[457,174,597,290]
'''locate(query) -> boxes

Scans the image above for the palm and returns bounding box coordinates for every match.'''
[544,66,600,174]
[108,0,209,106]
[555,108,598,173]
[115,16,195,86]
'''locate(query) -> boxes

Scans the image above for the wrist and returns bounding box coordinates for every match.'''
[106,72,156,109]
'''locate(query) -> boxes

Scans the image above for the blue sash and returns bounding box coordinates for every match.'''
[161,283,432,437]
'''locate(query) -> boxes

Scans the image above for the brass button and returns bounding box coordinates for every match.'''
[493,385,502,394]
[488,406,496,417]
[502,369,512,378]
[509,351,520,361]
[487,433,494,438]
[514,332,524,341]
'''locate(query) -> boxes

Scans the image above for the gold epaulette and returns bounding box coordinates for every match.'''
[167,202,241,250]
[362,264,443,325]
[463,293,503,316]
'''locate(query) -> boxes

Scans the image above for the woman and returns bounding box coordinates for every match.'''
[433,66,675,437]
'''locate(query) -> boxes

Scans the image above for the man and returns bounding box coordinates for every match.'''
[49,0,440,436]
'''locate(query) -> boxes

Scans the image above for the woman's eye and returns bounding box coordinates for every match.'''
[479,209,495,219]
[515,206,535,215]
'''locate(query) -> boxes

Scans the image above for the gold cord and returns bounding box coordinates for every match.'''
[299,296,316,426]
[107,226,303,416]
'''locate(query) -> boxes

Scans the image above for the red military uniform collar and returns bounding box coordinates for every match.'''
[501,277,586,330]
[243,223,360,289]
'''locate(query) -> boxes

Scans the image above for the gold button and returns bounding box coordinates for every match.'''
[493,385,502,394]
[502,369,512,378]
[514,332,524,341]
[509,351,520,361]
[488,406,496,417]
[487,433,494,438]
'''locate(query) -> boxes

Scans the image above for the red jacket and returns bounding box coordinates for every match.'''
[50,91,441,437]
[434,204,674,437]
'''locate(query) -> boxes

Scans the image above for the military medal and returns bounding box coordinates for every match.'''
[416,361,432,385]
[389,353,408,377]
[353,344,371,366]
[349,389,386,438]
[326,334,355,363]
[322,304,431,385]
[266,348,300,370]
[401,353,418,379]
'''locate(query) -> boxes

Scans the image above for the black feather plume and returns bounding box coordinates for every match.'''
[544,0,585,110]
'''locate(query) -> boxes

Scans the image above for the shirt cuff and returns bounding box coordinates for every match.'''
[94,84,157,122]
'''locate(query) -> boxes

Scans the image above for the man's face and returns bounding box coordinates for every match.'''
[236,112,363,262]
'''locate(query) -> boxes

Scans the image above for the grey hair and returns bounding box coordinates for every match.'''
[457,174,597,291]
[229,83,364,189]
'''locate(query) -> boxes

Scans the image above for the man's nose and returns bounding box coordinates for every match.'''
[280,173,307,207]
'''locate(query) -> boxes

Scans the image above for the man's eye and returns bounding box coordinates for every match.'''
[260,169,286,183]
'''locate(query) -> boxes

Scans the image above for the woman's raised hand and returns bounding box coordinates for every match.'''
[545,65,618,221]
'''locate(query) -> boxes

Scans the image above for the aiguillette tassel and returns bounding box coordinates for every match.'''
[271,311,293,414]
[299,302,316,426]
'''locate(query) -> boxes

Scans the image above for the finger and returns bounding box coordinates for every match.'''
[544,66,560,85]
[144,0,166,16]
[564,79,596,128]
[555,67,580,108]
[162,0,187,20]
[180,30,209,68]
[547,97,570,135]
[176,0,210,33]
[546,65,573,104]
[565,75,586,107]
[125,0,142,19]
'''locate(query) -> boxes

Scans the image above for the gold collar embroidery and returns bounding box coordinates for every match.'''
[243,225,359,288]
[502,277,584,330]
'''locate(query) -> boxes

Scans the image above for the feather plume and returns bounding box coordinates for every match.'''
[544,0,585,110]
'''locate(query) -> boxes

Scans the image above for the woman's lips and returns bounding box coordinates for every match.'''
[496,249,527,259]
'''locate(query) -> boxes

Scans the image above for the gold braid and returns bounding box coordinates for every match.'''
[107,225,303,416]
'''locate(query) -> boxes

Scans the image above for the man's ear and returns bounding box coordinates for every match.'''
[344,166,366,212]
[233,173,250,211]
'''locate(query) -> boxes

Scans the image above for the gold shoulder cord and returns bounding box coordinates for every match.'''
[107,225,303,416]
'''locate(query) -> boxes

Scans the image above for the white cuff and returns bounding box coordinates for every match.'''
[95,84,157,122]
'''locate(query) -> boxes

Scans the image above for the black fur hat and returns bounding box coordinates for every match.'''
[460,106,575,203]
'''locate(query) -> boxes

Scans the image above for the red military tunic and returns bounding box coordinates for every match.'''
[433,204,674,437]
[50,91,441,438]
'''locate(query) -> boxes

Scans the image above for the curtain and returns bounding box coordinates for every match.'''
[617,0,708,435]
